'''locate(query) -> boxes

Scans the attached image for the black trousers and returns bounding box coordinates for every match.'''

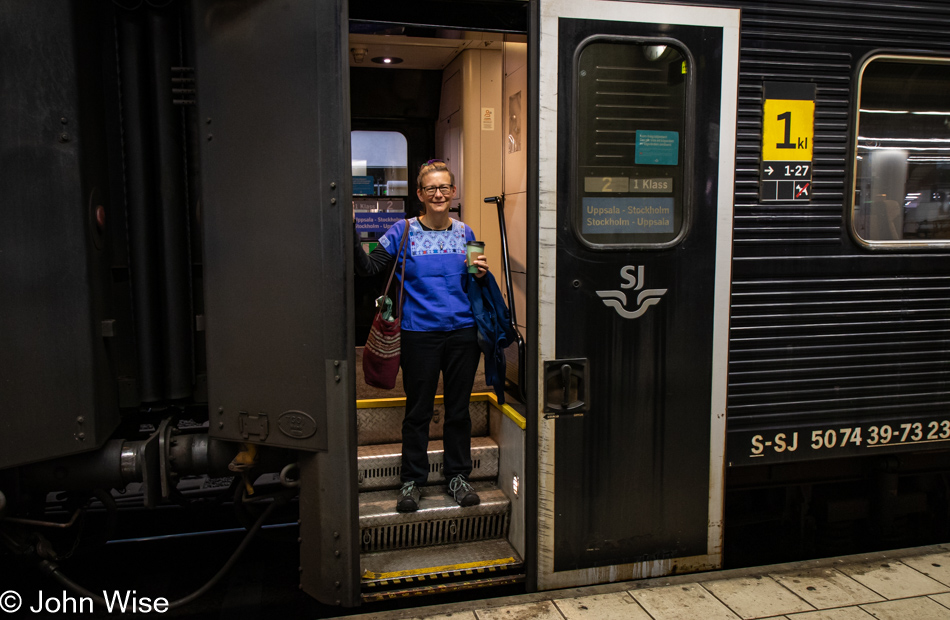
[399,326,481,485]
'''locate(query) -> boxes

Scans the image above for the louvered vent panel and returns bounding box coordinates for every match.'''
[738,1,950,46]
[728,275,950,432]
[704,0,950,256]
[733,47,850,252]
[703,0,950,445]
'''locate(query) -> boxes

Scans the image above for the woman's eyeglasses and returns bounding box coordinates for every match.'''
[422,184,453,196]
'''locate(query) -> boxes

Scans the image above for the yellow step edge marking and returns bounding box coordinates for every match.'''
[361,556,516,581]
[357,393,491,409]
[361,575,526,602]
[356,396,414,409]
[485,392,527,430]
[357,392,526,431]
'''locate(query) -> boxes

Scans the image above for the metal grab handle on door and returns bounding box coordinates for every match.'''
[543,358,589,417]
[561,364,572,410]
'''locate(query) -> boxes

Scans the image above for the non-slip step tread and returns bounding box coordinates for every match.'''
[357,437,499,492]
[357,435,497,459]
[361,538,522,584]
[359,482,508,527]
[357,400,490,446]
[357,436,499,490]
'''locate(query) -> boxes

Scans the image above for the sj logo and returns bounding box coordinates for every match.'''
[596,265,667,320]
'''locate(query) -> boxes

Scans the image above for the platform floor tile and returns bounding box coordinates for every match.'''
[901,553,950,588]
[554,592,652,620]
[474,600,562,619]
[343,545,950,620]
[704,575,815,619]
[860,595,950,620]
[787,609,875,620]
[770,568,885,609]
[837,560,949,599]
[631,583,739,620]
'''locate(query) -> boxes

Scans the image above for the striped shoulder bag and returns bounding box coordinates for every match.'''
[362,222,410,389]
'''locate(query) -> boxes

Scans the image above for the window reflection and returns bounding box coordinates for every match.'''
[351,130,408,248]
[351,130,408,196]
[574,40,688,247]
[853,58,950,244]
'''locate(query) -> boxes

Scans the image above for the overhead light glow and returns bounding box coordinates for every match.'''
[858,137,950,143]
[860,108,950,116]
[859,146,950,151]
[371,56,403,65]
[643,45,667,61]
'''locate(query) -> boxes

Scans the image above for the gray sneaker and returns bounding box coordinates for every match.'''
[396,481,421,512]
[447,474,480,507]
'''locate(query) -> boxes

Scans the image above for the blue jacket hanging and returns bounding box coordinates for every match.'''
[467,271,518,404]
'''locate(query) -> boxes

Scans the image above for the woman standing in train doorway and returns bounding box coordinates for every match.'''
[355,160,489,512]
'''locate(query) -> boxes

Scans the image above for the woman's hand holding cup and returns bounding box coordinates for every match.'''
[466,241,488,278]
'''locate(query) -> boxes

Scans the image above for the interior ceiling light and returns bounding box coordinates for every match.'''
[351,47,368,63]
[644,45,668,61]
[371,56,403,65]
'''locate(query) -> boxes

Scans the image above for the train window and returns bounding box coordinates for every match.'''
[574,38,689,248]
[852,56,950,247]
[351,130,408,196]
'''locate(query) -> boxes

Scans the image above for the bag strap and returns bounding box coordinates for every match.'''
[394,233,408,319]
[380,220,411,318]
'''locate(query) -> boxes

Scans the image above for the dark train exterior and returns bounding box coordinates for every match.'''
[1,0,949,610]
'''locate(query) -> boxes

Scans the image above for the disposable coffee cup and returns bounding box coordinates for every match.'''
[466,241,485,274]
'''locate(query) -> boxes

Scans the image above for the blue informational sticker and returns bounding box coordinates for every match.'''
[582,197,675,234]
[355,212,404,234]
[635,131,679,166]
[353,175,375,195]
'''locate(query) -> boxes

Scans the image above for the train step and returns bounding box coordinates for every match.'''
[356,397,491,446]
[358,482,510,553]
[360,538,524,602]
[357,436,499,491]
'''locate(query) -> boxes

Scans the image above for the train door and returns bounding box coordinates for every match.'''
[347,13,532,603]
[534,0,739,589]
[190,0,359,606]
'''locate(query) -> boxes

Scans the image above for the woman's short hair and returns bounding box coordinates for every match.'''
[417,159,455,188]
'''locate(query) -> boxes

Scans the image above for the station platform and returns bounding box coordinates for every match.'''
[336,543,950,620]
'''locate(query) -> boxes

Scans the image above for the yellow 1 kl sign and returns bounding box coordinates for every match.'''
[760,82,816,201]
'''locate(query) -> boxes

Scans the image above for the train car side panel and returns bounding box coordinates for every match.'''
[0,1,121,469]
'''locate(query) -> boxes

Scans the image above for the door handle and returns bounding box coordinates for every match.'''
[543,358,589,418]
[560,364,572,409]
